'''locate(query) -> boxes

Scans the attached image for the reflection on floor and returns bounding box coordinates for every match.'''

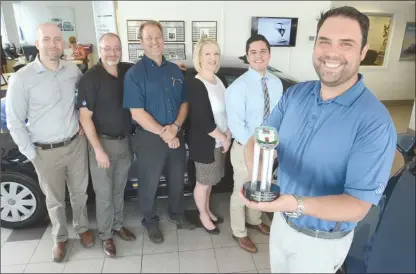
[0,103,414,273]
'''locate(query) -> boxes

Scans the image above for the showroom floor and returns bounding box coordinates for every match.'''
[0,103,414,273]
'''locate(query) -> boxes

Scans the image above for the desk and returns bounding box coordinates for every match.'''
[68,59,84,65]
[1,73,13,96]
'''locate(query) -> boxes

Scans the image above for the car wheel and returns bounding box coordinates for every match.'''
[1,172,47,229]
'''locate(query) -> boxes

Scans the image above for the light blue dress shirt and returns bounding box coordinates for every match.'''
[225,67,283,145]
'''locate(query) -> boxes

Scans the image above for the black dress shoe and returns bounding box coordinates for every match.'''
[204,226,220,235]
[146,224,164,244]
[211,216,224,225]
[198,218,220,235]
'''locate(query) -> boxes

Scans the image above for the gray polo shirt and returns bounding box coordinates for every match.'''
[6,56,82,161]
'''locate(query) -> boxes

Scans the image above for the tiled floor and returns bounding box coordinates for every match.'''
[1,194,272,273]
[1,103,414,273]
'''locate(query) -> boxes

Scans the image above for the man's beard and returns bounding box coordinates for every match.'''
[104,59,120,66]
[47,53,61,62]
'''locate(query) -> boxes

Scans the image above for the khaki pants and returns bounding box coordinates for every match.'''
[32,134,89,244]
[270,213,354,273]
[230,142,263,237]
[88,137,132,240]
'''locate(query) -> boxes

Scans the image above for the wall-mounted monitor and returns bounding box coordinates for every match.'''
[251,17,298,47]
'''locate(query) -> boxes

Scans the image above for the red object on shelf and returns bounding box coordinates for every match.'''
[81,44,93,54]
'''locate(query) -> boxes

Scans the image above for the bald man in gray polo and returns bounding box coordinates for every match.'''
[6,23,94,262]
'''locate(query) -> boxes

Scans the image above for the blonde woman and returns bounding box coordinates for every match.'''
[186,38,231,234]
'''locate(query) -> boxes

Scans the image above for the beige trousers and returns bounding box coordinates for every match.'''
[230,142,263,237]
[32,134,90,244]
[88,137,132,240]
[270,213,354,273]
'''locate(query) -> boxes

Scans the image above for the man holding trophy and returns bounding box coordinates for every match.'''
[241,6,397,273]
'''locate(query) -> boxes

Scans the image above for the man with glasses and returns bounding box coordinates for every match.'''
[225,34,284,253]
[123,20,195,244]
[77,32,137,256]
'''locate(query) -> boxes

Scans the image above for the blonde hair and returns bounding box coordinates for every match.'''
[193,38,221,73]
[139,20,163,40]
[68,36,77,44]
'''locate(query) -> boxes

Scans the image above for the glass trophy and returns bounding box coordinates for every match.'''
[243,126,280,202]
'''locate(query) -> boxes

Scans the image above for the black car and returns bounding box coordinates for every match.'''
[0,57,298,229]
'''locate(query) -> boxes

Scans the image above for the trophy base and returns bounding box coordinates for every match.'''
[243,181,280,202]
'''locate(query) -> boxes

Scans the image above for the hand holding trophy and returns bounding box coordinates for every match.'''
[243,126,280,202]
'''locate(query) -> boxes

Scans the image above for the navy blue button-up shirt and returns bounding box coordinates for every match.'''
[123,55,187,125]
[264,74,397,232]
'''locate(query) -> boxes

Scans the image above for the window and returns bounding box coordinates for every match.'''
[1,7,9,46]
[361,13,393,66]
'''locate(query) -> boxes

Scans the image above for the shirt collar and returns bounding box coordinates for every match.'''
[142,54,168,67]
[34,54,65,74]
[313,73,366,106]
[247,66,272,82]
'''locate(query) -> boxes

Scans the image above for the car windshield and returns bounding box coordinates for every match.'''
[267,65,298,83]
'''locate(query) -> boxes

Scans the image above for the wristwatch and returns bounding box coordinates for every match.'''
[285,194,305,218]
[173,122,181,132]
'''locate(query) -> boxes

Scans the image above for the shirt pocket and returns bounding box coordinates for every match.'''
[171,77,183,99]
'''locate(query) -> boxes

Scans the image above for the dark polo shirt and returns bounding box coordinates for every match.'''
[76,59,134,137]
[122,55,187,126]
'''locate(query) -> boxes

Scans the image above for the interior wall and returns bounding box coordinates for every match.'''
[1,1,98,63]
[332,1,416,101]
[116,0,332,82]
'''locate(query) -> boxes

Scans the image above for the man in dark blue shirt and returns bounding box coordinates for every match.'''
[123,20,195,244]
[242,6,397,273]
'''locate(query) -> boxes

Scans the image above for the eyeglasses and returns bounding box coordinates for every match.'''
[100,47,122,53]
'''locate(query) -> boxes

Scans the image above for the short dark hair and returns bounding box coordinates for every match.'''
[317,6,370,50]
[245,34,271,54]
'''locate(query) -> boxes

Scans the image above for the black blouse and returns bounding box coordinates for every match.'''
[185,74,228,164]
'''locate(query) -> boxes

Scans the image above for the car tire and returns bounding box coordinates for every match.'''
[1,171,47,229]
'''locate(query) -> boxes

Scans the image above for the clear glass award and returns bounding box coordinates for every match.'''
[243,126,280,202]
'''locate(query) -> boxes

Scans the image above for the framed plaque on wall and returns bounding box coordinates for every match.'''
[128,43,145,63]
[160,21,185,42]
[127,20,148,42]
[192,21,217,42]
[163,43,186,61]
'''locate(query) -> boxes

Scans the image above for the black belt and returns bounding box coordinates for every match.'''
[282,213,352,240]
[98,134,125,140]
[34,133,78,150]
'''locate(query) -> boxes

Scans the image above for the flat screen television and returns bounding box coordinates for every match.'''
[251,17,298,47]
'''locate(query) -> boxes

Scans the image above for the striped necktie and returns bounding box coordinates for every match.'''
[262,77,270,121]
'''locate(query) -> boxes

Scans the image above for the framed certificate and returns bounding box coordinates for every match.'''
[160,21,185,42]
[163,43,186,61]
[192,21,217,42]
[128,43,145,63]
[127,20,149,42]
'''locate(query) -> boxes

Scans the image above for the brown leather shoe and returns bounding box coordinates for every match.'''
[103,238,116,257]
[246,222,270,235]
[112,227,136,241]
[52,240,67,262]
[79,230,94,248]
[232,235,258,253]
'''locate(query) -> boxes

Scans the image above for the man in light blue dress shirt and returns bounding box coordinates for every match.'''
[225,34,283,253]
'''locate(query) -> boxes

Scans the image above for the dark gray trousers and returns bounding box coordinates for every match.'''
[131,129,186,227]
